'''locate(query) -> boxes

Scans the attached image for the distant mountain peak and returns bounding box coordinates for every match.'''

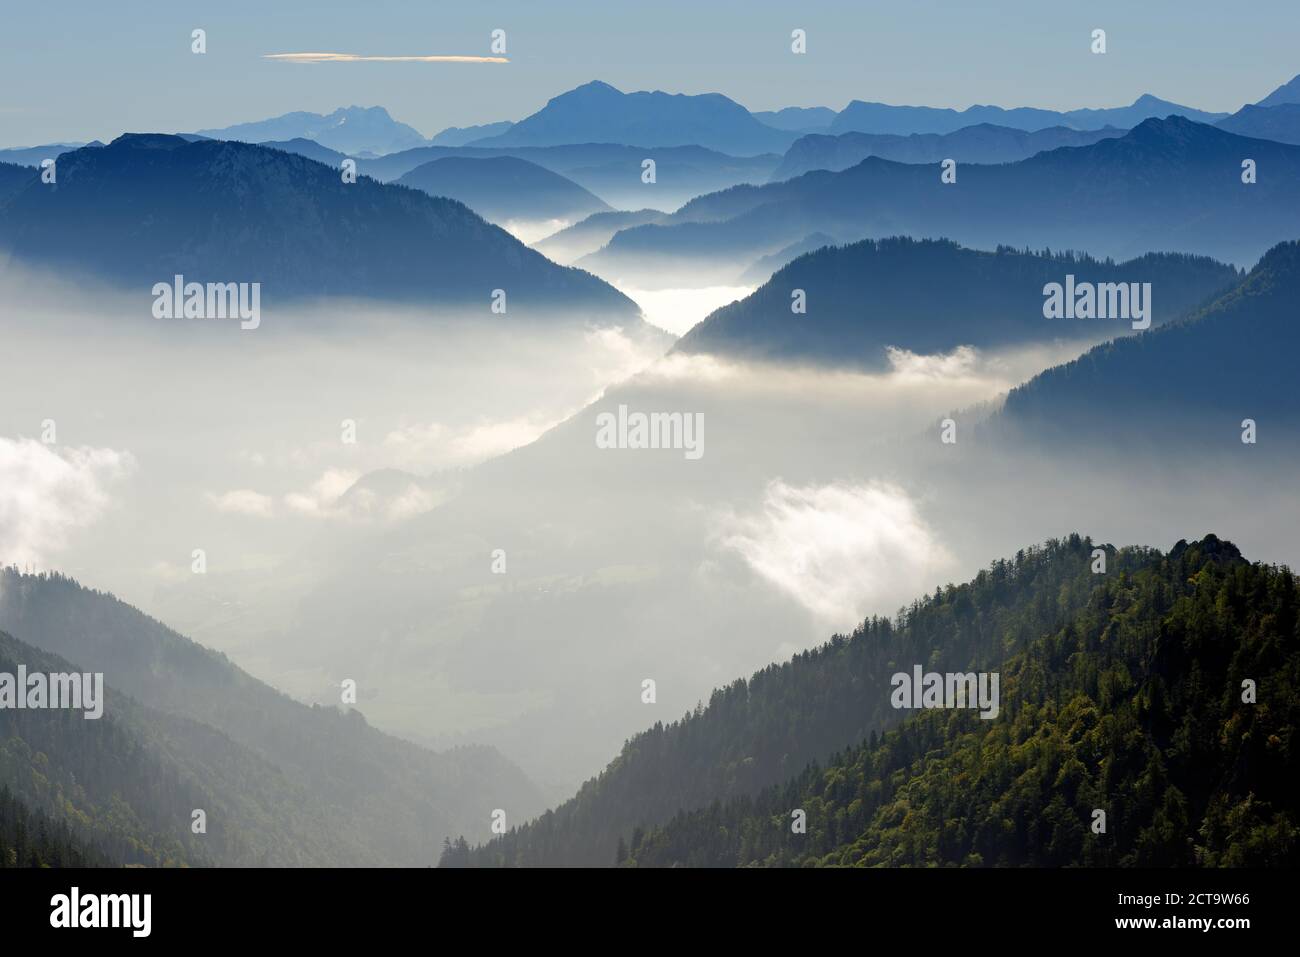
[1123,113,1222,143]
[0,134,643,319]
[1246,237,1300,282]
[196,105,427,156]
[1257,73,1300,107]
[109,132,191,150]
[550,80,624,106]
[469,80,794,154]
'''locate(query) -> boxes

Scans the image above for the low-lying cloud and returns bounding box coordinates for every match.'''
[0,437,135,566]
[207,488,276,518]
[284,468,361,517]
[717,479,954,626]
[885,344,983,379]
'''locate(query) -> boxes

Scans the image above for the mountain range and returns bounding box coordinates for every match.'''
[6,62,1300,878]
[252,140,778,213]
[0,134,644,322]
[583,116,1300,284]
[196,106,428,156]
[7,71,1288,166]
[826,93,1227,136]
[771,124,1125,181]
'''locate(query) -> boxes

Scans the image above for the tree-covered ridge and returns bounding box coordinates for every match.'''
[0,629,358,867]
[0,134,642,320]
[0,785,116,868]
[626,536,1299,867]
[995,238,1300,443]
[449,535,1166,866]
[0,568,547,862]
[0,160,35,204]
[672,236,1238,368]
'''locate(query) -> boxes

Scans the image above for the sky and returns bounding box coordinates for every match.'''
[1,0,1298,146]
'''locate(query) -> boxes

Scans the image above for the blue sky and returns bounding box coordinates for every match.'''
[2,0,1297,146]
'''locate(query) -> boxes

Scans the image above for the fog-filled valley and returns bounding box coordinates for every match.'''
[2,7,1298,889]
[4,245,1296,799]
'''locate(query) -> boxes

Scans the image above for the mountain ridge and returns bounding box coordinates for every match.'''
[469,80,797,155]
[584,116,1300,282]
[196,105,427,156]
[396,155,611,225]
[0,134,644,322]
[623,537,1298,867]
[446,536,1171,866]
[0,567,548,863]
[829,93,1227,136]
[672,237,1240,367]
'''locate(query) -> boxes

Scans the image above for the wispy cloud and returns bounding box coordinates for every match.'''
[0,437,135,566]
[264,52,508,64]
[284,468,361,517]
[206,488,275,518]
[381,413,562,470]
[715,479,954,625]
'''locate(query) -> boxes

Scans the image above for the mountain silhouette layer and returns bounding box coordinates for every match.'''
[0,134,643,321]
[673,237,1239,367]
[197,106,427,156]
[585,117,1300,281]
[396,155,611,224]
[470,81,797,155]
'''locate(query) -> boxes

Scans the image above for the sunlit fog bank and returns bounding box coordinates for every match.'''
[605,283,755,336]
[6,261,1297,800]
[501,217,575,246]
[116,336,1130,792]
[0,264,668,606]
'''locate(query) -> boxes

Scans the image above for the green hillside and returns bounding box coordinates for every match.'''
[448,535,1169,866]
[626,537,1298,866]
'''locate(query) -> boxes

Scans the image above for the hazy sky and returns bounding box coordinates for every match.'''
[2,0,1297,146]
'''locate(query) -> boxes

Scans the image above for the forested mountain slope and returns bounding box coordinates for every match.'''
[993,238,1300,444]
[448,536,1167,866]
[0,629,341,866]
[673,238,1238,367]
[0,783,116,868]
[627,537,1299,867]
[0,570,547,864]
[0,134,641,323]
